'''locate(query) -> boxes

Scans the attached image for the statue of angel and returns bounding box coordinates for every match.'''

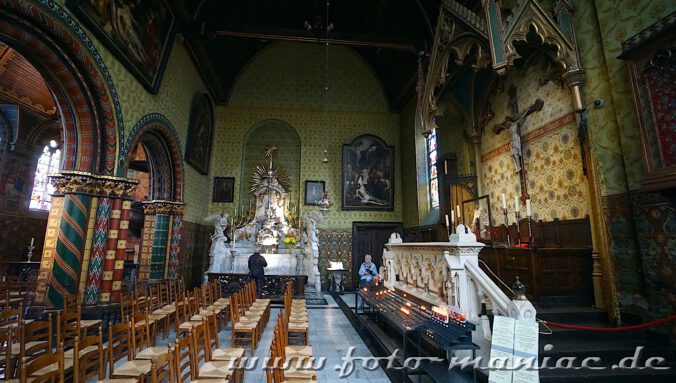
[203,212,229,242]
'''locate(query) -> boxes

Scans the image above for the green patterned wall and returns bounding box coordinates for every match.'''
[209,42,402,229]
[574,0,675,195]
[53,0,212,223]
[480,61,590,222]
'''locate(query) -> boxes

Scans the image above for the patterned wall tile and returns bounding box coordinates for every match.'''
[480,62,589,222]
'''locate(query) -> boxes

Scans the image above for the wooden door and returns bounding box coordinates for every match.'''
[351,222,402,290]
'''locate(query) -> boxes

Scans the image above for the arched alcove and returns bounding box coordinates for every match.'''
[239,120,301,211]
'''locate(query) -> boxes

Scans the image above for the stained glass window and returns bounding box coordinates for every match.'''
[29,140,60,210]
[427,129,439,208]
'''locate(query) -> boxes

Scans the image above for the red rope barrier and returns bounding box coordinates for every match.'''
[542,314,676,332]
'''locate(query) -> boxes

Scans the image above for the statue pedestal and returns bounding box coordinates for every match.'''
[327,269,348,292]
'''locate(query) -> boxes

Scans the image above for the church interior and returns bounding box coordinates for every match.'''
[0,0,674,382]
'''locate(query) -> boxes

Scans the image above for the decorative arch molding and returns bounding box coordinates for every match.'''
[124,113,184,202]
[0,0,124,175]
[239,118,301,208]
[500,0,581,75]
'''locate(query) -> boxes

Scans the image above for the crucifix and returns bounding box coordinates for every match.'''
[493,85,544,202]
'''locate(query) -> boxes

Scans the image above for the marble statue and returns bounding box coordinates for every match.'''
[203,212,230,277]
[302,210,324,293]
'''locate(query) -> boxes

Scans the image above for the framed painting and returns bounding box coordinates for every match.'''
[185,93,215,175]
[66,0,176,94]
[342,135,394,211]
[304,180,325,205]
[212,177,234,203]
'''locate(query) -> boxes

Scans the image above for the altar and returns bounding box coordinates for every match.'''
[204,146,323,293]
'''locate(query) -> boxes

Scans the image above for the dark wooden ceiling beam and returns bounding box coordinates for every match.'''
[213,29,421,53]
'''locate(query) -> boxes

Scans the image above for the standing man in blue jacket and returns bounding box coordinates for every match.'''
[357,254,378,311]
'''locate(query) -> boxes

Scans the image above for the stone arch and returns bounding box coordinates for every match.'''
[239,119,301,208]
[123,114,184,202]
[0,0,123,175]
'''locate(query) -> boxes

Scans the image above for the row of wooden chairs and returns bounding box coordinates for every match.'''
[0,276,37,311]
[283,282,309,345]
[229,281,271,352]
[265,310,316,383]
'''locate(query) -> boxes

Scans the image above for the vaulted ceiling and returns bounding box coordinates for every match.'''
[0,42,56,117]
[173,0,444,111]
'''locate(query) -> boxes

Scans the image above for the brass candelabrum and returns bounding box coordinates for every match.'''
[527,214,533,245]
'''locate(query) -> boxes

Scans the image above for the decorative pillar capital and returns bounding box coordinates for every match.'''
[141,200,184,215]
[49,171,139,199]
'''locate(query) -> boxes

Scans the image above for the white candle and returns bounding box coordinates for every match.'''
[451,210,455,225]
[514,196,520,211]
[30,237,34,247]
[501,193,507,209]
[526,199,532,217]
[456,205,461,222]
[445,214,449,228]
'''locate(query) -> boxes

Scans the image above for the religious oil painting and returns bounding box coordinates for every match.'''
[66,0,176,93]
[213,177,234,203]
[304,180,325,205]
[185,93,215,175]
[342,135,394,211]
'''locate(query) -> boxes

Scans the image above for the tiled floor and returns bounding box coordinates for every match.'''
[230,294,391,382]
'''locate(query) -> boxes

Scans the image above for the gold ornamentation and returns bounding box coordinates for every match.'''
[48,171,139,199]
[142,200,184,215]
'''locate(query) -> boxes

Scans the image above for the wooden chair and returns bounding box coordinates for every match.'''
[131,312,152,356]
[15,342,65,383]
[194,322,237,382]
[56,310,81,350]
[149,346,174,383]
[16,317,53,370]
[229,294,259,352]
[72,327,105,383]
[0,304,24,329]
[267,337,316,382]
[107,319,154,382]
[276,312,312,360]
[1,327,17,380]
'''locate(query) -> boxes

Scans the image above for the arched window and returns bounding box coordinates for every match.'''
[427,129,439,208]
[29,140,60,210]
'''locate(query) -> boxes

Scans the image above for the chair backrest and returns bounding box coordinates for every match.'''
[107,321,132,377]
[120,294,133,319]
[0,304,22,326]
[58,310,81,349]
[159,283,169,306]
[73,326,104,383]
[21,317,53,361]
[174,293,187,330]
[229,293,240,323]
[191,321,209,366]
[20,342,64,383]
[63,293,79,314]
[150,346,174,383]
[173,333,194,383]
[1,327,16,378]
[131,312,151,352]
[204,310,219,351]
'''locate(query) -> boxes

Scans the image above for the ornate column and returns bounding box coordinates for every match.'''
[83,177,137,305]
[139,200,184,282]
[467,131,483,195]
[35,172,137,308]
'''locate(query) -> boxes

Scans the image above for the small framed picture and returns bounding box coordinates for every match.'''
[304,180,325,205]
[212,177,234,203]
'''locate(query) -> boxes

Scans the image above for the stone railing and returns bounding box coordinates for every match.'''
[382,226,536,359]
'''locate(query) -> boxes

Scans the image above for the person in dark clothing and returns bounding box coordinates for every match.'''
[248,251,267,298]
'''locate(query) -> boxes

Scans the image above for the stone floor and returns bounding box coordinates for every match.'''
[130,294,391,383]
[235,294,391,382]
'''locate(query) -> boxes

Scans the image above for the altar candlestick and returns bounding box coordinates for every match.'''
[30,237,34,246]
[514,196,520,211]
[526,199,532,217]
[501,193,507,209]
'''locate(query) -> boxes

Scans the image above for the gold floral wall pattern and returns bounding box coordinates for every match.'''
[480,61,589,222]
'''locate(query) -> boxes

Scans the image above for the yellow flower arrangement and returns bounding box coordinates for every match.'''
[283,236,297,245]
